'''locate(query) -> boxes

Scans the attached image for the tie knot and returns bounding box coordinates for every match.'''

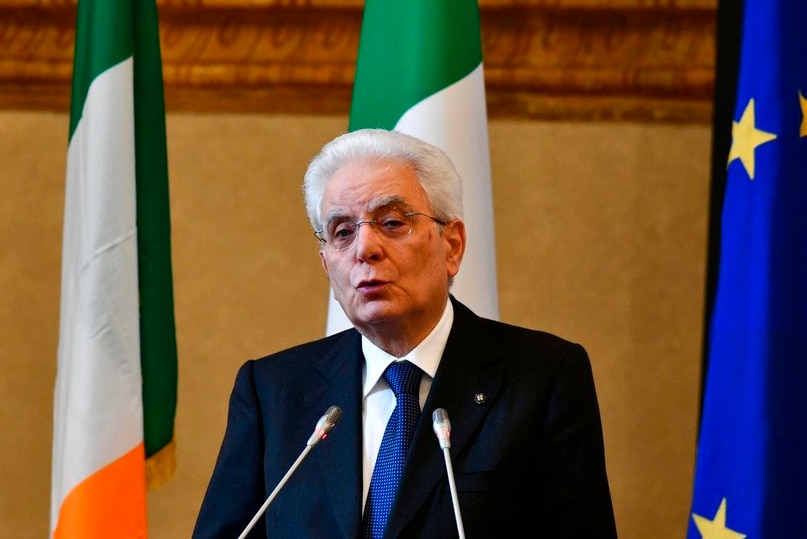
[383,361,422,397]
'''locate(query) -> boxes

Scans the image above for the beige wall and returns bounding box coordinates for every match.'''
[0,110,709,538]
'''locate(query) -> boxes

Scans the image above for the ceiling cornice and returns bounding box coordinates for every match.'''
[0,0,716,122]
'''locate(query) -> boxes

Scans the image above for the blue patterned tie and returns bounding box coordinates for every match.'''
[362,361,423,539]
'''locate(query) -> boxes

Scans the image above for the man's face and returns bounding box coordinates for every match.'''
[318,157,465,339]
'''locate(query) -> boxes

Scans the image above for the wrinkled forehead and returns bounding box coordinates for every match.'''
[321,158,429,218]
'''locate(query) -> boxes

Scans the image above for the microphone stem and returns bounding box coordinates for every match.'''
[441,447,466,539]
[237,445,314,539]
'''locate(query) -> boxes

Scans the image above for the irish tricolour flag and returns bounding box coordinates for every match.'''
[326,0,499,333]
[50,1,178,537]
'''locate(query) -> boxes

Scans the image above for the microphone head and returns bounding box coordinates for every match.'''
[322,405,343,434]
[432,408,452,449]
[308,405,343,447]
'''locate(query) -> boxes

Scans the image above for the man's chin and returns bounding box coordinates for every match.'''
[347,301,401,327]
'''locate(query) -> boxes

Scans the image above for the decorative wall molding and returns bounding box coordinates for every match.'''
[0,0,716,122]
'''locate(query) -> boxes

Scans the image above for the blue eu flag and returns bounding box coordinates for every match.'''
[688,0,807,537]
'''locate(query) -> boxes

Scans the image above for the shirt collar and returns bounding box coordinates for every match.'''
[362,300,454,397]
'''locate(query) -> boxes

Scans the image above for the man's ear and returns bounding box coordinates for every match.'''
[444,219,466,278]
[319,250,330,276]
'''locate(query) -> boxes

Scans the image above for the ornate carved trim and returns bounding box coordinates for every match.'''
[0,0,716,122]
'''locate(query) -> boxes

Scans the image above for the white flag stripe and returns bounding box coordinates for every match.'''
[51,58,143,528]
[395,64,498,320]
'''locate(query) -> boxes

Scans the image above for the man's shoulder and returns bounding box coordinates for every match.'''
[452,297,582,346]
[450,297,588,365]
[246,328,362,372]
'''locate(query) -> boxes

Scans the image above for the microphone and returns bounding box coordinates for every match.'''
[432,408,466,539]
[306,404,343,446]
[238,405,343,539]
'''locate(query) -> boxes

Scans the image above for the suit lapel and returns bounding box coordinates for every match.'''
[303,330,365,539]
[385,299,506,537]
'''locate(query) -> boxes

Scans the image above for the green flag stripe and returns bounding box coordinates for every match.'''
[69,0,133,139]
[132,0,178,459]
[349,0,483,130]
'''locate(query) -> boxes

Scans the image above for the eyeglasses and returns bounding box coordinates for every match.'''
[314,208,446,251]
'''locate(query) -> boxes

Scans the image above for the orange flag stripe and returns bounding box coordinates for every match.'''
[53,443,147,539]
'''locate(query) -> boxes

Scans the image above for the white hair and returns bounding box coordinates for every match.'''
[302,128,464,232]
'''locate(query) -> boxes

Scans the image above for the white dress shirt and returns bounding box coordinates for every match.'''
[360,299,454,507]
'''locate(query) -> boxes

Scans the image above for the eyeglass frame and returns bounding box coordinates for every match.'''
[314,210,447,251]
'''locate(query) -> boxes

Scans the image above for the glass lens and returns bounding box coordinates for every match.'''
[326,208,413,250]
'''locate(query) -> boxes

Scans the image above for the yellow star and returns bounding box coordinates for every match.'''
[727,98,777,180]
[692,498,746,539]
[800,90,807,138]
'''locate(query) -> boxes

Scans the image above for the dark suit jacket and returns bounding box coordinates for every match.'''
[192,297,617,538]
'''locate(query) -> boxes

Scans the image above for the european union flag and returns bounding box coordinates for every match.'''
[688,0,807,537]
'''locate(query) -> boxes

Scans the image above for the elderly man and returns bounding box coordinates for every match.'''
[193,129,617,538]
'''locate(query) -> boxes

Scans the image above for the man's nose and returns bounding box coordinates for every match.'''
[354,221,383,259]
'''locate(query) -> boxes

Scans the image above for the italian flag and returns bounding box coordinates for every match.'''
[326,0,499,333]
[50,1,178,537]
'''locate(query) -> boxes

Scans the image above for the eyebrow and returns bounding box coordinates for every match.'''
[324,196,410,226]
